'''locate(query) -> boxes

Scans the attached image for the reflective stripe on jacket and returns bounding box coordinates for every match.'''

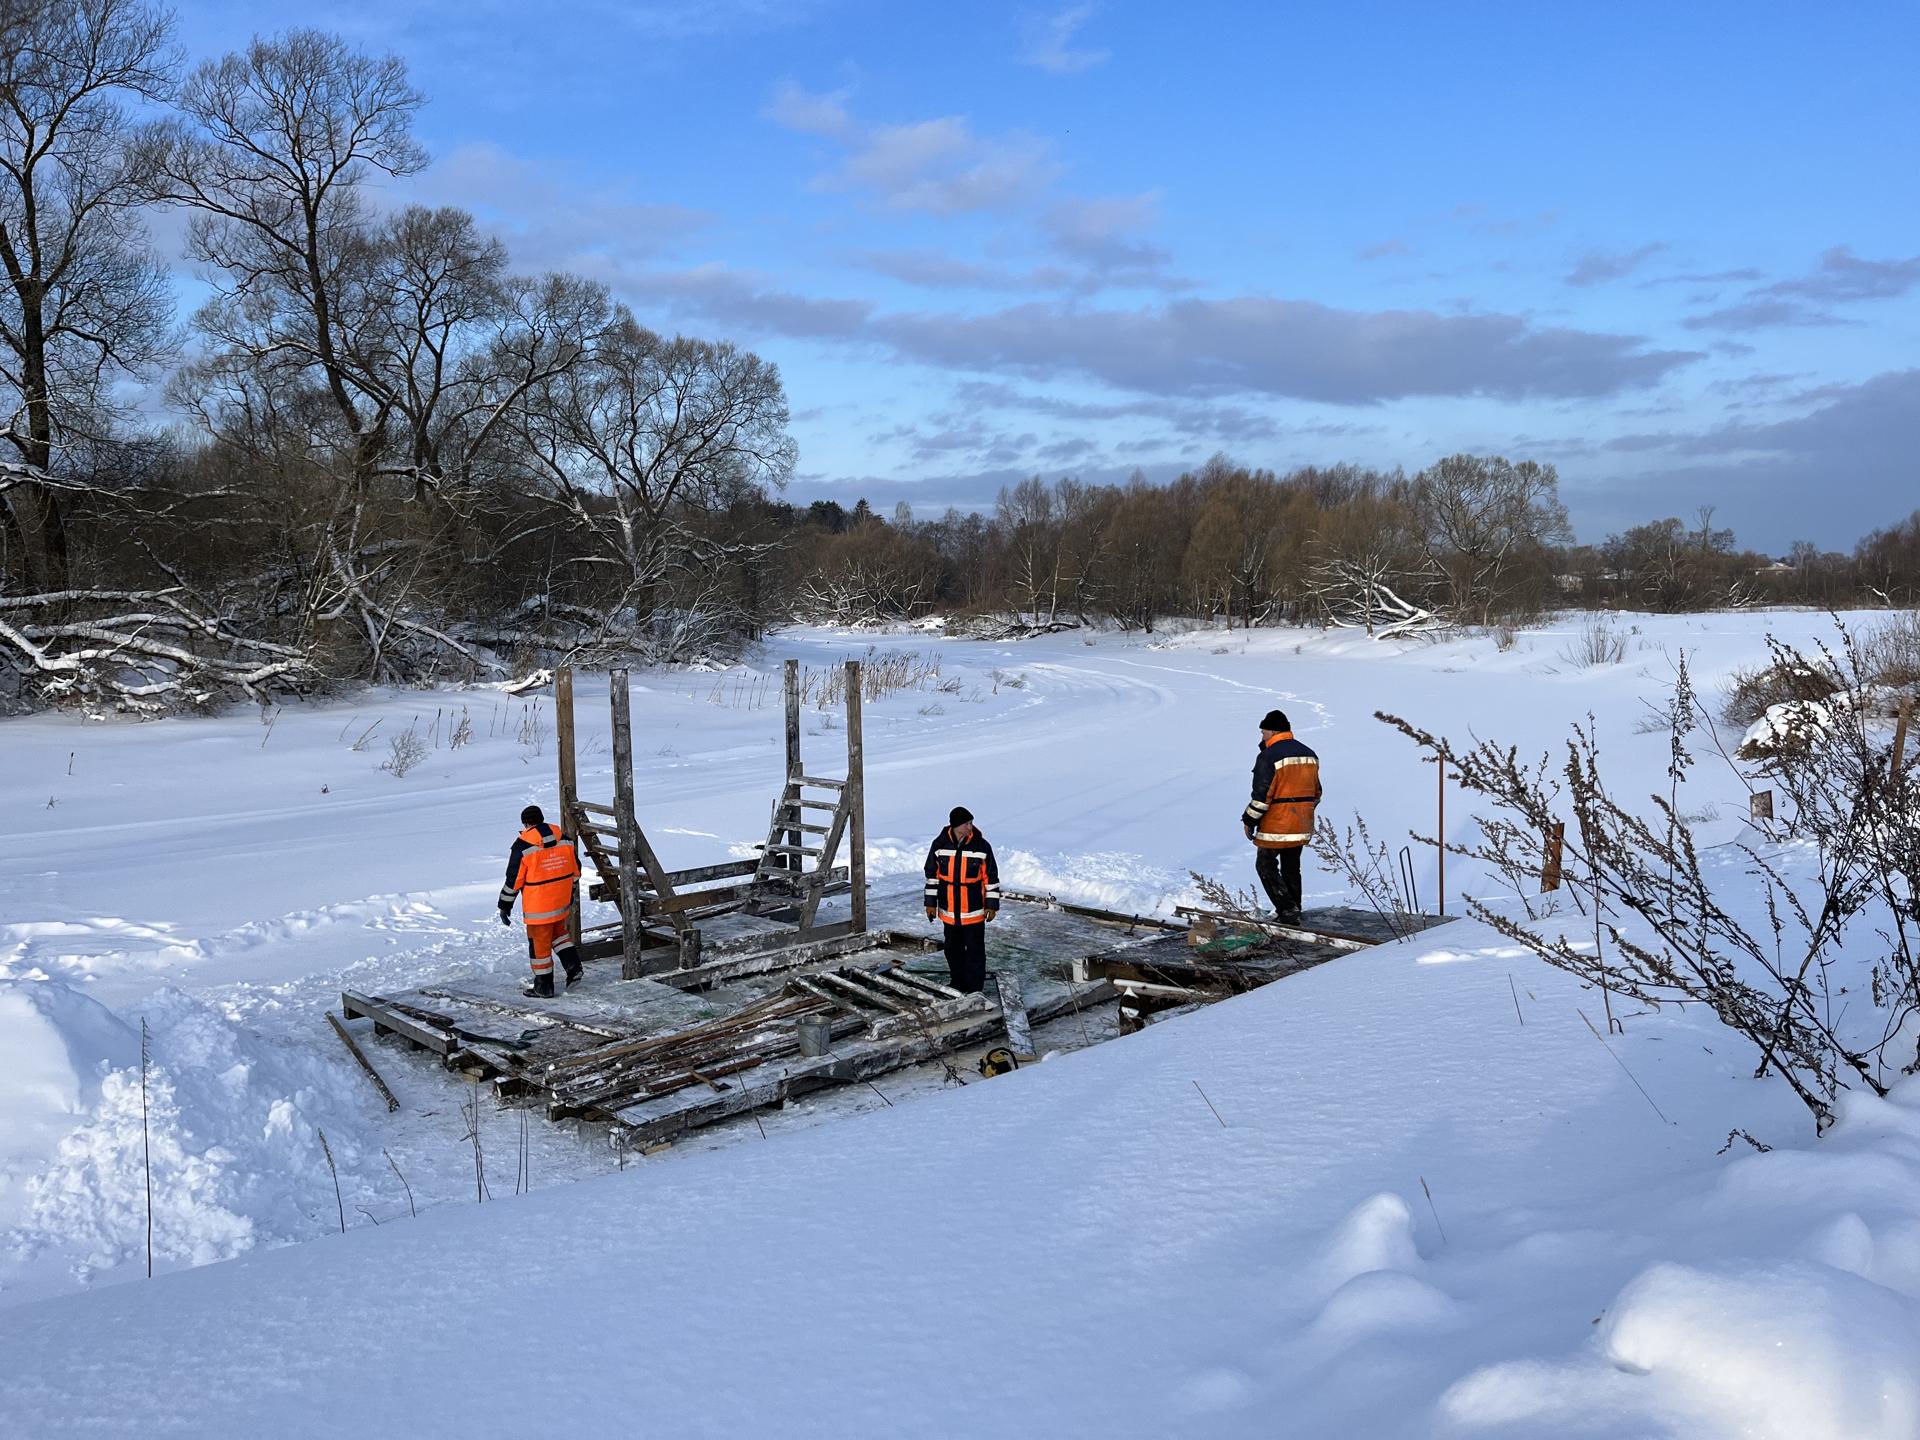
[922,827,1000,926]
[1242,732,1321,851]
[501,823,580,925]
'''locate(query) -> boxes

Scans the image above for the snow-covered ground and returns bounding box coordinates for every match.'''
[4,611,1918,1438]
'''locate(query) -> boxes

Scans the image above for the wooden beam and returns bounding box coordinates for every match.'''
[846,658,867,936]
[327,1011,401,1112]
[577,800,618,817]
[555,665,582,948]
[1170,905,1372,950]
[784,658,802,878]
[610,669,645,974]
[1003,888,1186,932]
[645,928,888,991]
[661,859,760,886]
[995,970,1034,1060]
[341,991,455,1057]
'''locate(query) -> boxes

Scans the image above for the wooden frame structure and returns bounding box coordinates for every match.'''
[555,658,868,978]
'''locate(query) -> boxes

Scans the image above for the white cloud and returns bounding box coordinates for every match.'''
[763,80,855,140]
[1018,4,1111,75]
[805,111,1060,214]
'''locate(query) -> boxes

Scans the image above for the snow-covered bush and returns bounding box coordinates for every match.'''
[1381,625,1920,1133]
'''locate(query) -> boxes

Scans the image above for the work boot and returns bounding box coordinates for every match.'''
[559,946,584,987]
[1276,909,1302,927]
[523,971,556,999]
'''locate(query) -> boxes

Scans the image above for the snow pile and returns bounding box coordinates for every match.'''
[1442,1080,1920,1439]
[0,979,138,1174]
[3,983,375,1280]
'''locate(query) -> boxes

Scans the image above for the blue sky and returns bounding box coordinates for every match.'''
[175,1,1920,550]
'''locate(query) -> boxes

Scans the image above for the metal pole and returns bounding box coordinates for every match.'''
[1436,753,1446,917]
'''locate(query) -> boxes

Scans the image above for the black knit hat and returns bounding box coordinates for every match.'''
[1259,709,1290,732]
[949,805,974,826]
[521,804,545,826]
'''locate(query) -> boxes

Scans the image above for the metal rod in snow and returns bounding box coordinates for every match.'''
[1437,753,1446,917]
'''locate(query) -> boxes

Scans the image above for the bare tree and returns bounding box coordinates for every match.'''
[148,28,427,487]
[516,314,795,653]
[1412,454,1569,623]
[0,0,178,591]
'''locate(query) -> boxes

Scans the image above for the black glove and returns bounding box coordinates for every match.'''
[498,904,513,926]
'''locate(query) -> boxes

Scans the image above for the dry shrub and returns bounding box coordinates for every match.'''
[1558,619,1625,668]
[1861,610,1920,692]
[1722,655,1842,728]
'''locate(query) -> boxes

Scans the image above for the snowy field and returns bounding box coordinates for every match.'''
[4,612,1920,1438]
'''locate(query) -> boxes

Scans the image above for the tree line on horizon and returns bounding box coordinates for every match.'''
[3,4,1917,713]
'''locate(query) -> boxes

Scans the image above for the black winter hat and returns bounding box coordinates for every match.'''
[1259,709,1290,732]
[521,804,545,826]
[949,805,974,826]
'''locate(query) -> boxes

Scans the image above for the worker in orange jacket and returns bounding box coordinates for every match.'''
[922,805,999,994]
[1241,708,1321,924]
[498,804,583,998]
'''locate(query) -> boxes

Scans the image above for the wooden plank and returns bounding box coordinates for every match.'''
[783,659,803,879]
[996,970,1034,1060]
[886,968,965,1001]
[1001,887,1186,932]
[703,917,859,959]
[645,928,888,992]
[341,991,455,1057]
[327,1011,401,1112]
[1171,905,1373,950]
[796,774,846,789]
[610,670,646,972]
[555,666,582,948]
[846,659,867,936]
[762,843,824,857]
[790,975,857,1012]
[414,988,625,1039]
[641,882,755,916]
[815,970,914,1016]
[660,859,760,886]
[797,798,839,811]
[577,800,618,817]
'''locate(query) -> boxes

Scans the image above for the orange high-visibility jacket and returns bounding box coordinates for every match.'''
[922,827,1001,926]
[500,824,581,925]
[1242,732,1322,850]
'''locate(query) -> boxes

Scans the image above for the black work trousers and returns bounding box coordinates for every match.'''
[1255,846,1303,919]
[942,922,987,994]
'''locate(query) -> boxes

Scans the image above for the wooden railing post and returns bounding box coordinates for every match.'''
[555,665,581,948]
[784,659,801,874]
[845,659,866,935]
[610,669,643,978]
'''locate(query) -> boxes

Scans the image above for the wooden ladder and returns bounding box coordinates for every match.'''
[753,773,851,925]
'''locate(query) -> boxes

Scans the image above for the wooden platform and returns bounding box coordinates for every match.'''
[338,889,1448,1147]
[339,888,1159,1147]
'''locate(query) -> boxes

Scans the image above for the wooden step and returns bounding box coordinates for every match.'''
[796,775,846,790]
[760,844,823,857]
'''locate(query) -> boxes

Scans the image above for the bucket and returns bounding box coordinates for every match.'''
[796,1014,832,1057]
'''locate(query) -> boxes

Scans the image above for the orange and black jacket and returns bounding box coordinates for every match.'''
[499,823,581,925]
[923,827,1001,926]
[1242,732,1322,850]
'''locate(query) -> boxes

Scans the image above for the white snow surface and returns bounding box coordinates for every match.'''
[3,611,1919,1438]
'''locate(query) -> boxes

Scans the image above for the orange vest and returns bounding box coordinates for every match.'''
[934,844,991,926]
[514,826,580,924]
[1253,733,1320,851]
